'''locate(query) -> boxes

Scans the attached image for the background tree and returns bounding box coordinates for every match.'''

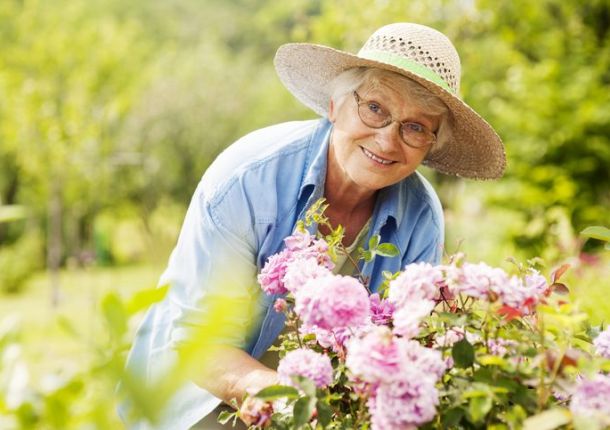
[0,0,157,298]
[0,0,607,297]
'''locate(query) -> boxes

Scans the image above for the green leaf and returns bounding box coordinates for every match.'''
[442,407,464,427]
[15,402,38,428]
[56,315,80,339]
[491,377,519,393]
[504,404,527,427]
[435,311,469,325]
[580,226,610,242]
[368,234,380,249]
[293,396,316,428]
[467,395,492,423]
[452,338,475,368]
[332,224,345,237]
[473,366,494,383]
[512,385,537,410]
[302,333,317,343]
[478,355,508,367]
[462,388,493,398]
[217,410,236,425]
[254,385,299,401]
[101,292,127,340]
[316,400,333,428]
[523,407,571,430]
[125,285,169,315]
[382,270,394,280]
[376,243,399,257]
[292,375,316,398]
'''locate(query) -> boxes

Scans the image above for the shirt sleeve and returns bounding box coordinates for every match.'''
[160,179,264,350]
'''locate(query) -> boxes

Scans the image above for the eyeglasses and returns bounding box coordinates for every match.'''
[353,91,436,149]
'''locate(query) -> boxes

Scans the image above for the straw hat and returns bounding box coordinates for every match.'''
[274,23,506,180]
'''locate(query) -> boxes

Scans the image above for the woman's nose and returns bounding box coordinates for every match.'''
[375,122,402,151]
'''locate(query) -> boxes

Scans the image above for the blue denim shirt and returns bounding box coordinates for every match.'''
[123,118,444,429]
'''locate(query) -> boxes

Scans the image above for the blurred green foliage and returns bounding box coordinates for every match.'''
[0,227,43,294]
[459,0,610,258]
[0,0,607,293]
[0,283,168,429]
[0,1,608,425]
[0,0,607,289]
[0,0,610,428]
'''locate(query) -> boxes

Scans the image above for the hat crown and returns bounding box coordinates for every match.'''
[359,23,461,94]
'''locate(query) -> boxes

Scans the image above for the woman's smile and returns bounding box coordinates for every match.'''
[360,146,396,166]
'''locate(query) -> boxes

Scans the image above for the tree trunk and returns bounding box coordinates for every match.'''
[0,168,20,243]
[47,181,62,307]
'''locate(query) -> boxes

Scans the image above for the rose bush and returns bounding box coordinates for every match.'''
[219,203,610,430]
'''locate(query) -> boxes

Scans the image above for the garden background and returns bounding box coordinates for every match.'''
[0,0,608,428]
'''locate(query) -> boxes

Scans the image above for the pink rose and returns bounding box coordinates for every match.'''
[294,275,370,331]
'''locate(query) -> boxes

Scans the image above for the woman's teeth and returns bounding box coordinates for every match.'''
[362,147,394,165]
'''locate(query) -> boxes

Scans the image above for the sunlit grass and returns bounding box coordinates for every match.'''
[0,265,161,382]
[568,255,610,326]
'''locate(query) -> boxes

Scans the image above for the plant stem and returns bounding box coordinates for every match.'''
[292,313,303,348]
[338,244,371,294]
[536,313,547,411]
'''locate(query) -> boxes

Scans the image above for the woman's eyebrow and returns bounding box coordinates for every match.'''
[363,89,440,125]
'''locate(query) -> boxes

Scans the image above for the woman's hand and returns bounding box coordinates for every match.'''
[239,397,274,428]
[194,344,279,407]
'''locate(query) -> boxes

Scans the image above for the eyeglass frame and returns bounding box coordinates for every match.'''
[352,91,437,149]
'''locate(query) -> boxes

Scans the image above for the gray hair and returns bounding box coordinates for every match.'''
[326,67,453,155]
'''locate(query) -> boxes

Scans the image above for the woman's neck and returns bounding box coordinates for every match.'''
[324,143,377,213]
[322,147,377,244]
[324,176,376,216]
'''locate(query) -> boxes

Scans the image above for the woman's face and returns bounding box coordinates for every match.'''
[328,78,440,193]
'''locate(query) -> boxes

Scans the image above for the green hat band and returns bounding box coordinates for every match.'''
[358,49,454,94]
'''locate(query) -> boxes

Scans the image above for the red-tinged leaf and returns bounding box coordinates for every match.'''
[561,349,580,368]
[550,282,570,295]
[551,264,570,283]
[439,285,455,302]
[546,349,580,374]
[545,351,557,371]
[488,291,499,302]
[497,305,523,321]
[523,297,537,311]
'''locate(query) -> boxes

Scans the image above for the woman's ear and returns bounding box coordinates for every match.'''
[328,98,336,123]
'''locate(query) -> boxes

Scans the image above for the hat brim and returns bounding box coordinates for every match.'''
[274,43,506,180]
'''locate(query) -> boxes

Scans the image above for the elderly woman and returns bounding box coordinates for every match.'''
[123,23,505,429]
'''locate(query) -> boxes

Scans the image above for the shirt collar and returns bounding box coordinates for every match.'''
[299,118,332,203]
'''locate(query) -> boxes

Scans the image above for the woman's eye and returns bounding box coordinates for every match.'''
[404,122,425,133]
[367,102,383,115]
